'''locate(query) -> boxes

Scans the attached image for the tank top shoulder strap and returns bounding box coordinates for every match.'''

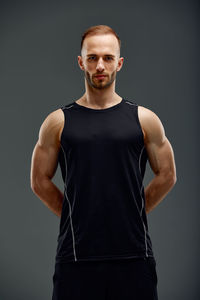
[124,99,138,106]
[60,101,75,111]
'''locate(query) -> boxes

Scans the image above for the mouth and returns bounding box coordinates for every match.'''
[95,75,107,79]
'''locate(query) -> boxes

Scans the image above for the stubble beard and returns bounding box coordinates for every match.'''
[84,70,117,90]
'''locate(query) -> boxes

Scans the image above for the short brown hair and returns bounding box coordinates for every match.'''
[80,24,121,55]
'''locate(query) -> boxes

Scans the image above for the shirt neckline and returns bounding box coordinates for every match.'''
[73,98,125,112]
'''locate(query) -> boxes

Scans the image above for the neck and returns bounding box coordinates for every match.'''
[82,80,121,107]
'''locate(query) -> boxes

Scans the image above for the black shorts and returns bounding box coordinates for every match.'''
[52,257,158,300]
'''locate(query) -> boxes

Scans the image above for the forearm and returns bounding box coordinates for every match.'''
[32,177,64,218]
[144,173,176,214]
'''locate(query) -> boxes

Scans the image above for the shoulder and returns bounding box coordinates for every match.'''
[39,108,65,146]
[138,105,161,126]
[41,108,64,131]
[138,105,166,145]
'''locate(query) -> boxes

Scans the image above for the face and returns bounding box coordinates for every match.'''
[78,34,124,90]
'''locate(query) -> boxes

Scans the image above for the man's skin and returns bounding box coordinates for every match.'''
[30,33,177,217]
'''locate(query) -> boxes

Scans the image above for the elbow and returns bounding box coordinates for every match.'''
[30,175,42,194]
[173,173,177,184]
[170,175,177,187]
[166,171,177,187]
[157,169,177,187]
[30,174,50,195]
[30,179,38,194]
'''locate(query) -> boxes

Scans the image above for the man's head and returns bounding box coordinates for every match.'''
[78,25,124,90]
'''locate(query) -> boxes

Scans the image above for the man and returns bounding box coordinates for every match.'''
[30,24,177,300]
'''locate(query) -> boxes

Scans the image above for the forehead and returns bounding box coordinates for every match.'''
[82,34,119,56]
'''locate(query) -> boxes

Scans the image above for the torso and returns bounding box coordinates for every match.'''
[55,97,154,262]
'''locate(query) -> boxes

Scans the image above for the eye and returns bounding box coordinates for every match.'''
[105,56,113,61]
[88,56,96,61]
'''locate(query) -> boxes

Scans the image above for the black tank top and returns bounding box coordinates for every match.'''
[55,98,155,263]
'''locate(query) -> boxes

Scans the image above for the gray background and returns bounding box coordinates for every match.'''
[0,0,199,299]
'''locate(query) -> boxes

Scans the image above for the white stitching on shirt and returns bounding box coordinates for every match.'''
[138,145,148,257]
[125,101,137,106]
[62,104,74,110]
[60,140,77,262]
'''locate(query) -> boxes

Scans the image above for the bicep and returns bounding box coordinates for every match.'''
[30,111,62,190]
[141,107,176,179]
[145,136,176,179]
[31,141,60,182]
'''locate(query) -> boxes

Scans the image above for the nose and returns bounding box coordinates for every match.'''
[96,58,105,72]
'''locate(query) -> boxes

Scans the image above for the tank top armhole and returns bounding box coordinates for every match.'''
[134,104,146,146]
[59,102,74,144]
[59,106,67,145]
[135,105,148,178]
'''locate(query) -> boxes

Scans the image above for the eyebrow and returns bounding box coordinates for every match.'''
[86,54,116,57]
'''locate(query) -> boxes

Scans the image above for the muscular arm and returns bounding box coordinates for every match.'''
[138,106,177,214]
[30,109,64,217]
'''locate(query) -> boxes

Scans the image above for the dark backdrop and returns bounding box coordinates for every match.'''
[0,0,199,299]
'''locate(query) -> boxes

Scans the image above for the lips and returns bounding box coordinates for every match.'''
[95,75,106,79]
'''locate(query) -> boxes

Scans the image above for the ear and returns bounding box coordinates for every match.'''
[77,55,85,71]
[116,57,124,72]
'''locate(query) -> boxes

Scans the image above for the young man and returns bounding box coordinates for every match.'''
[30,24,177,300]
